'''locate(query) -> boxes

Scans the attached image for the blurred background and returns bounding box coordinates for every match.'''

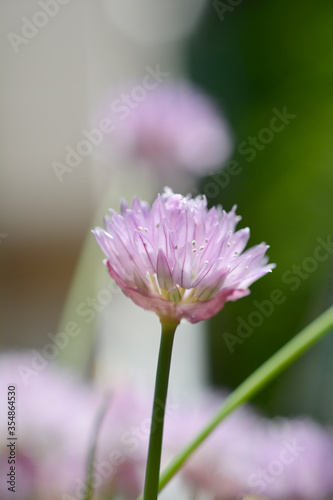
[1,1,333,497]
[0,0,333,500]
[2,0,333,416]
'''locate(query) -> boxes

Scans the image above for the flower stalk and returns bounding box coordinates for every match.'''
[137,305,333,499]
[159,305,333,492]
[84,394,111,500]
[143,320,178,500]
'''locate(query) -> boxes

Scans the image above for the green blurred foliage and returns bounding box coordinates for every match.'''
[189,0,333,420]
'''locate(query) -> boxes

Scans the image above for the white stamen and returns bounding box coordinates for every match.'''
[199,246,205,250]
[138,226,143,230]
[174,244,178,250]
[192,240,196,246]
[204,260,209,265]
[192,248,196,253]
[234,251,238,256]
[227,242,231,247]
[144,227,148,233]
[205,238,208,243]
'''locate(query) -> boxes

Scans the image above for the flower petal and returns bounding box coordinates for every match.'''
[156,250,174,291]
[94,189,274,324]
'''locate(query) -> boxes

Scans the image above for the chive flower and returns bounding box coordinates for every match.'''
[93,188,274,324]
[96,81,233,176]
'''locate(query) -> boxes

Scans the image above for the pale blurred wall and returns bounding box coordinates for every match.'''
[0,0,207,349]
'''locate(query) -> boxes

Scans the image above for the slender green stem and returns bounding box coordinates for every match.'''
[137,304,333,500]
[143,320,178,500]
[84,394,111,500]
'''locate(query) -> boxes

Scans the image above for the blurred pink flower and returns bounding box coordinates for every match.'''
[96,81,233,176]
[0,353,101,500]
[0,353,162,500]
[1,354,333,500]
[164,391,333,500]
[242,414,333,500]
[0,452,36,500]
[93,188,274,324]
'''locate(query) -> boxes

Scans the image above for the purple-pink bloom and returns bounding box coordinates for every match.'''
[93,188,274,324]
[164,391,333,500]
[96,81,233,175]
[0,353,101,500]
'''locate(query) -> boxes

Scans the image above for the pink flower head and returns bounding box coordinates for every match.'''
[0,352,102,500]
[93,188,274,324]
[96,81,233,175]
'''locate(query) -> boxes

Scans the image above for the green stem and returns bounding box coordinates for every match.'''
[143,320,178,500]
[84,394,111,500]
[137,304,333,499]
